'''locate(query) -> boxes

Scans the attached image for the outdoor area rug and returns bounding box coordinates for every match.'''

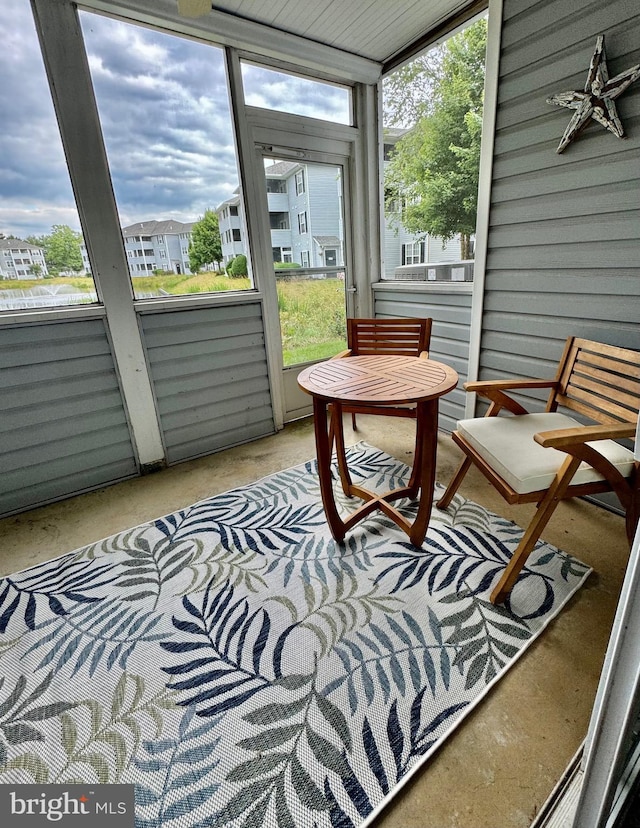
[0,443,591,827]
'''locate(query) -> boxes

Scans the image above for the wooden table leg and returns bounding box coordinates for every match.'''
[312,397,346,542]
[332,401,354,497]
[409,399,438,546]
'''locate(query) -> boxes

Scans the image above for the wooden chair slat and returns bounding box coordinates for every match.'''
[569,364,640,398]
[575,351,640,377]
[331,317,433,435]
[565,375,640,418]
[557,389,638,424]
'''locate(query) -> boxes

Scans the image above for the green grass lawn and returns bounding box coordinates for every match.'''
[1,273,346,366]
[276,278,346,365]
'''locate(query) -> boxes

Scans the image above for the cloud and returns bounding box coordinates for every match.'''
[242,63,351,122]
[1,4,350,240]
[0,5,80,237]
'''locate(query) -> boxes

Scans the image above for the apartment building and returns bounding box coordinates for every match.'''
[217,155,465,278]
[217,161,344,270]
[81,219,194,276]
[121,219,194,276]
[0,237,49,279]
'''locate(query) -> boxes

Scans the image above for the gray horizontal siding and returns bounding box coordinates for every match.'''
[479,0,640,386]
[141,302,275,463]
[477,0,640,511]
[0,317,137,516]
[372,283,473,432]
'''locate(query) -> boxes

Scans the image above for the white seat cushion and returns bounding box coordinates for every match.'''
[457,412,635,495]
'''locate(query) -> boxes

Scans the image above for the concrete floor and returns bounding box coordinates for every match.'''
[0,416,630,827]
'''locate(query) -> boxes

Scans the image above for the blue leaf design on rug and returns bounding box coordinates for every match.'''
[0,443,591,826]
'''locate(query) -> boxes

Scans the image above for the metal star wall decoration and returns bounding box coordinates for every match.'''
[547,35,640,153]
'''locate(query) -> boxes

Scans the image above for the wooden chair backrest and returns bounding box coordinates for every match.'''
[550,337,640,426]
[347,317,432,357]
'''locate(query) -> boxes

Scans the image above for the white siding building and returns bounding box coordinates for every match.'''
[81,219,195,276]
[217,196,244,264]
[217,161,344,270]
[218,154,468,279]
[0,238,49,279]
[122,220,194,276]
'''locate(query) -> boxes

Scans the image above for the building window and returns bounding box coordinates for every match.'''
[298,212,308,234]
[282,248,292,263]
[266,179,287,194]
[295,170,305,196]
[402,242,425,265]
[232,229,241,241]
[270,212,290,230]
[230,205,238,216]
[301,251,309,267]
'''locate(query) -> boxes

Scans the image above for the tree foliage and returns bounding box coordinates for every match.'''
[228,254,248,278]
[382,49,444,128]
[27,224,83,275]
[188,209,222,273]
[384,19,487,259]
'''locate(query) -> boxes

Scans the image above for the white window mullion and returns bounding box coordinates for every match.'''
[31,0,165,468]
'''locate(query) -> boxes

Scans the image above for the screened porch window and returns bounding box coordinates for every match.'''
[0,0,99,311]
[80,12,252,295]
[240,61,352,125]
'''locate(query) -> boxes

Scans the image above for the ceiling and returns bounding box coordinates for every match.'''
[206,0,485,70]
[84,0,486,82]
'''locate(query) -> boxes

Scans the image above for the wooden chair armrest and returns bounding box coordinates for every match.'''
[535,422,637,449]
[462,379,558,417]
[330,349,352,359]
[534,422,637,512]
[418,350,430,359]
[463,378,558,394]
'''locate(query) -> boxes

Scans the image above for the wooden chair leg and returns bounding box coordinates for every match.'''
[436,456,473,510]
[490,514,555,604]
[351,412,357,431]
[491,455,582,604]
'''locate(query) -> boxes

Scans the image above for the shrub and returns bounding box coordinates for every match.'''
[229,254,248,277]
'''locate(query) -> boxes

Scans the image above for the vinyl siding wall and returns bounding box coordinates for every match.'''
[140,302,274,464]
[372,282,473,432]
[0,317,138,516]
[478,0,640,411]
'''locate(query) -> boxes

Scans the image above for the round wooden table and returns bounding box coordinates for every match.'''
[297,354,458,545]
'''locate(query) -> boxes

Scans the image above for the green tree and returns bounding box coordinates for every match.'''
[384,19,487,259]
[188,209,222,273]
[28,225,83,275]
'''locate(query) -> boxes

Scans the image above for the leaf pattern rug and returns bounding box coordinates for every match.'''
[0,443,590,827]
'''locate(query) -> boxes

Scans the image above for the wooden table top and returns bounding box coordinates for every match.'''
[297,355,458,405]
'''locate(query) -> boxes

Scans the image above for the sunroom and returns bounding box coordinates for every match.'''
[1,1,639,826]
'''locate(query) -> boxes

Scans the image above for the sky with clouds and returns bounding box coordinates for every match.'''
[1,1,351,241]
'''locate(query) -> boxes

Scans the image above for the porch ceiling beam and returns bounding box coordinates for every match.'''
[78,0,382,85]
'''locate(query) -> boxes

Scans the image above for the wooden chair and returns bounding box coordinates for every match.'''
[436,337,640,604]
[330,317,432,432]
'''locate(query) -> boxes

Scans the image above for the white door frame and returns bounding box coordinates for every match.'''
[227,83,378,426]
[252,142,355,423]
